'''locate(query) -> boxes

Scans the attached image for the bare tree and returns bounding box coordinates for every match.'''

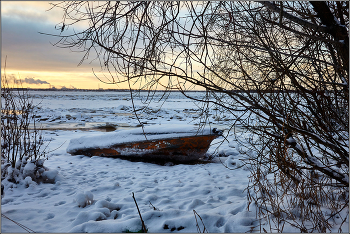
[47,1,348,232]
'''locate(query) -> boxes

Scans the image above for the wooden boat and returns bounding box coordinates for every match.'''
[67,125,222,162]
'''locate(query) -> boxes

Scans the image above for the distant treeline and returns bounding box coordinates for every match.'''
[1,88,334,94]
[2,88,133,92]
[1,88,205,92]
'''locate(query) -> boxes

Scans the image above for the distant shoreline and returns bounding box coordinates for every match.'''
[1,88,304,93]
[1,88,205,92]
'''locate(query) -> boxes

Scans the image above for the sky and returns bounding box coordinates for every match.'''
[1,1,124,89]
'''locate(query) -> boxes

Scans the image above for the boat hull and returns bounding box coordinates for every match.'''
[71,134,218,162]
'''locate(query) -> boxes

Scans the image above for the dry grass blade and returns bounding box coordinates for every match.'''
[193,210,208,233]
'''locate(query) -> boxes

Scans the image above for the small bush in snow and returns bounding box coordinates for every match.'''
[74,191,94,208]
[1,73,53,187]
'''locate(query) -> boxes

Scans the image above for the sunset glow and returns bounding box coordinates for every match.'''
[2,69,119,90]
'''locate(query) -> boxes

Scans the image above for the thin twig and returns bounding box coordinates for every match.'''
[132,192,147,233]
[1,213,36,233]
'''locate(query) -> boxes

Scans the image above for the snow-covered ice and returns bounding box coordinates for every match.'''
[1,90,348,233]
[1,90,255,233]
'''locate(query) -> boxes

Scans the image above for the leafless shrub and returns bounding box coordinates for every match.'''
[1,67,50,184]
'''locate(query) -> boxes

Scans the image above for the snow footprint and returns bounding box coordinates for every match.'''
[54,201,66,206]
[187,199,205,210]
[35,190,50,198]
[229,203,245,215]
[44,213,55,220]
[71,211,106,226]
[215,217,226,228]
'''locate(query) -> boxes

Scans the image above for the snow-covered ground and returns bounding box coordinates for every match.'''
[2,129,255,233]
[1,90,347,233]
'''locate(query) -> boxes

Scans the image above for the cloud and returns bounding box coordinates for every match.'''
[2,8,48,23]
[23,78,50,85]
[1,15,100,73]
[7,76,50,85]
[1,2,61,25]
